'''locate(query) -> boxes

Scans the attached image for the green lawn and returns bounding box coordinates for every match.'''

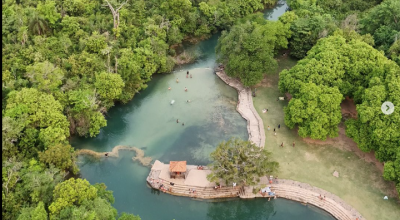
[252,55,400,220]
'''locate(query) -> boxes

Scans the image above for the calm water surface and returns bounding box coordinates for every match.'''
[72,1,335,219]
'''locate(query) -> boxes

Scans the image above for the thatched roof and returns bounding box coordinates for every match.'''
[169,161,186,172]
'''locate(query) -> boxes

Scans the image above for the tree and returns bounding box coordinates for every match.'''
[360,0,400,54]
[388,38,400,65]
[28,11,50,36]
[39,144,79,174]
[284,83,343,140]
[95,71,125,108]
[49,178,97,215]
[25,61,65,93]
[4,88,70,149]
[118,213,141,220]
[289,13,336,59]
[49,178,118,219]
[84,31,108,54]
[216,13,290,86]
[17,202,48,220]
[104,0,129,38]
[37,0,61,27]
[207,138,279,186]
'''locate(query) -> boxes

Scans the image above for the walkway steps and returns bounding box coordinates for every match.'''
[147,177,240,199]
[271,186,354,220]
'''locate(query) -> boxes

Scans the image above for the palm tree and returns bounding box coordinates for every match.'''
[28,12,49,36]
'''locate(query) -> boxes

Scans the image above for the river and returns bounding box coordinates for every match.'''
[72,1,336,219]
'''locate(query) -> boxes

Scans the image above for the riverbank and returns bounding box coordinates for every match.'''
[147,160,362,220]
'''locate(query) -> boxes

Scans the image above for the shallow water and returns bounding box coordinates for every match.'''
[72,1,335,219]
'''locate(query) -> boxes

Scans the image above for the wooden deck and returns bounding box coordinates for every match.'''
[147,160,364,220]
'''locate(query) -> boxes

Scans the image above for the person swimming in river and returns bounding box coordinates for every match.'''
[190,74,192,78]
[177,119,179,123]
[185,87,187,92]
[168,87,171,90]
[186,71,189,78]
[182,123,185,126]
[176,78,179,83]
[187,100,191,103]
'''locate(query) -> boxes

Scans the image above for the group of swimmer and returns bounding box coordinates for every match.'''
[168,71,192,91]
[171,70,194,126]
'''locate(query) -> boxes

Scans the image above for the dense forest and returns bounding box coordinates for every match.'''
[2,0,280,219]
[217,0,400,197]
[2,0,400,219]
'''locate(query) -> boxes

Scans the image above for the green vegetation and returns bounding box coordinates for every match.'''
[279,34,400,196]
[207,138,279,186]
[254,56,400,220]
[215,0,400,198]
[2,0,280,219]
[216,13,291,86]
[359,0,400,55]
[283,0,399,60]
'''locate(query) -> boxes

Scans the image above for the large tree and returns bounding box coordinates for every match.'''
[207,138,279,186]
[4,88,70,150]
[48,178,118,219]
[284,83,343,140]
[216,13,290,86]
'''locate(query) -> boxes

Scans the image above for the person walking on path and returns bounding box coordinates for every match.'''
[278,124,281,129]
[292,141,295,147]
[280,142,284,147]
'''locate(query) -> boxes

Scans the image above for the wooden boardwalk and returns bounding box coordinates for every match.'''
[147,161,364,219]
[147,160,241,199]
[215,70,265,148]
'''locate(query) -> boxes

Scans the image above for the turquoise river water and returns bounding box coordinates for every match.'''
[72,1,336,219]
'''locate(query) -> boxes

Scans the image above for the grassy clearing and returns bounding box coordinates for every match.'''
[252,55,400,220]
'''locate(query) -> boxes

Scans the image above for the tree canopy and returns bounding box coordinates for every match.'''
[207,138,279,186]
[2,0,282,218]
[216,13,290,86]
[279,33,400,195]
